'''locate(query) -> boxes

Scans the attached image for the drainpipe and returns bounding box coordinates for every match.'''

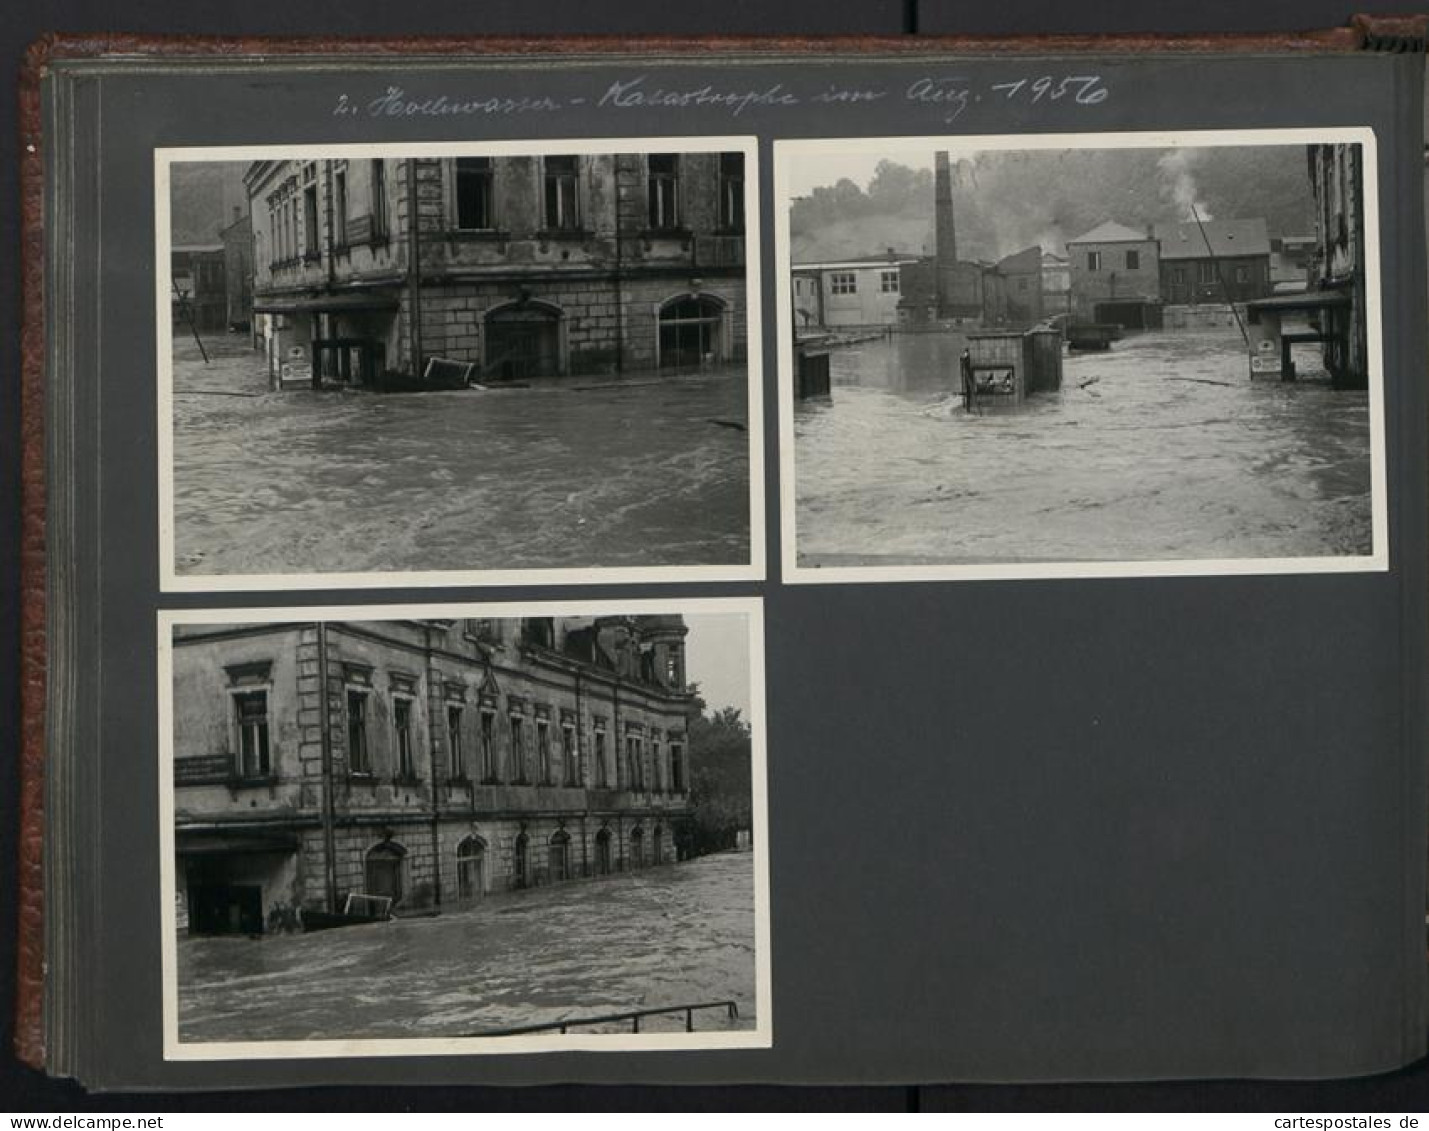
[613,157,625,375]
[315,623,339,912]
[406,158,425,379]
[425,624,442,909]
[321,162,337,381]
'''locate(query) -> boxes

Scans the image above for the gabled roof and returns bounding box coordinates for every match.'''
[1156,218,1270,260]
[995,245,1042,273]
[1066,221,1151,246]
[792,252,921,271]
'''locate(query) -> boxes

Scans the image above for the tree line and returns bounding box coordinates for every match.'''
[791,148,1318,265]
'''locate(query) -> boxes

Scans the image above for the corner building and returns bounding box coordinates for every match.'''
[172,616,694,934]
[245,152,748,387]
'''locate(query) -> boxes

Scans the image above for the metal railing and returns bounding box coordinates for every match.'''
[470,1000,740,1037]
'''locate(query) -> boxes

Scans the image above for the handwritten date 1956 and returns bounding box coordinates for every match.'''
[907,74,1110,122]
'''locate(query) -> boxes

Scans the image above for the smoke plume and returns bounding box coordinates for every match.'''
[1157,150,1213,222]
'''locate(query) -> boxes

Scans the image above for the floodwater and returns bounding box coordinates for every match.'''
[170,341,750,575]
[794,329,1374,565]
[177,851,757,1042]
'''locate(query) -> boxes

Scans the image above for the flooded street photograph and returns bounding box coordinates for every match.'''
[162,146,757,582]
[171,339,749,575]
[779,134,1379,575]
[178,850,757,1042]
[795,328,1372,565]
[165,607,768,1052]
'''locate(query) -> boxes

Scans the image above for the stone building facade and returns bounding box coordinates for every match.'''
[172,616,695,934]
[218,207,254,332]
[1065,220,1162,325]
[245,152,748,389]
[790,252,919,329]
[1307,142,1369,387]
[1156,219,1272,307]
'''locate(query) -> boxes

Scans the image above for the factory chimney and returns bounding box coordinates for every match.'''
[935,151,957,318]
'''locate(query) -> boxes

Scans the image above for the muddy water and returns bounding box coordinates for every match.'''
[171,342,750,575]
[795,329,1373,565]
[177,851,757,1042]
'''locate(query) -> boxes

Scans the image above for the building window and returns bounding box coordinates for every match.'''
[394,698,416,780]
[562,721,578,785]
[651,737,663,791]
[1197,261,1218,285]
[719,152,745,232]
[629,825,645,870]
[333,167,348,247]
[830,272,857,295]
[510,716,527,783]
[880,269,900,294]
[513,832,530,889]
[548,830,571,883]
[456,836,485,899]
[594,727,608,787]
[454,157,494,230]
[537,719,552,785]
[479,709,497,782]
[671,742,685,793]
[647,153,680,230]
[628,736,645,790]
[1125,249,1140,270]
[594,827,613,875]
[658,295,724,369]
[371,160,388,238]
[366,841,405,904]
[303,184,319,258]
[347,690,370,775]
[543,155,580,231]
[448,705,465,780]
[1086,251,1101,272]
[1234,265,1250,284]
[1171,267,1187,285]
[233,690,271,778]
[1017,278,1029,292]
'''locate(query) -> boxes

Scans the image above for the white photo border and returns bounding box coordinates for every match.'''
[158,596,772,1060]
[156,139,766,592]
[773,127,1388,585]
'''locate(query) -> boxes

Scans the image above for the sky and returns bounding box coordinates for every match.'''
[683,613,753,720]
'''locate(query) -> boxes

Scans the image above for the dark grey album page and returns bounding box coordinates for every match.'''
[42,47,1428,1088]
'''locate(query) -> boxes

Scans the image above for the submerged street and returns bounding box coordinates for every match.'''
[177,851,757,1043]
[170,340,751,576]
[794,328,1374,566]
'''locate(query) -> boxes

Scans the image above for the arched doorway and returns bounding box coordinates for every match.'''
[365,841,406,905]
[484,301,562,380]
[658,294,726,369]
[629,825,645,871]
[548,830,571,883]
[456,836,486,900]
[594,827,612,876]
[512,831,530,889]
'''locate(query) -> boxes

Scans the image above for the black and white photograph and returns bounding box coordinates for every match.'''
[158,142,761,590]
[776,130,1385,581]
[159,601,769,1056]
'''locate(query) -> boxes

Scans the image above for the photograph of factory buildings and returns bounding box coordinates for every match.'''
[163,145,756,581]
[780,135,1378,576]
[165,608,765,1045]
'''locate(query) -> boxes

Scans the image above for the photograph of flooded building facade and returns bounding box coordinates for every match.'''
[781,135,1380,576]
[167,611,763,1045]
[162,145,756,582]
